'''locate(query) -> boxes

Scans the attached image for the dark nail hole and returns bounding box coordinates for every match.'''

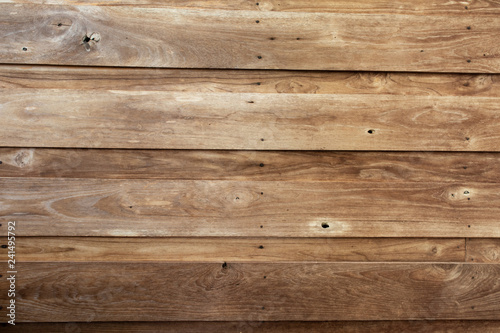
[129,206,133,208]
[261,138,265,141]
[296,37,301,40]
[464,190,470,194]
[256,82,261,85]
[465,137,470,141]
[463,166,467,169]
[57,23,62,26]
[260,192,264,195]
[463,82,470,87]
[0,161,2,164]
[236,197,239,200]
[263,276,266,279]
[0,274,2,277]
[262,307,265,310]
[260,163,264,167]
[468,198,471,200]
[0,224,2,227]
[484,54,486,56]
[451,194,455,197]
[222,262,227,269]
[1,245,7,248]
[257,56,262,59]
[0,306,2,310]
[256,20,260,23]
[467,26,471,30]
[321,222,330,229]
[471,258,474,261]
[420,50,424,52]
[248,101,254,103]
[256,2,259,5]
[260,225,263,228]
[22,47,27,51]
[471,306,475,309]
[467,59,471,63]
[367,129,374,134]
[269,37,275,40]
[259,245,264,249]
[465,6,468,9]
[468,225,471,228]
[83,36,91,43]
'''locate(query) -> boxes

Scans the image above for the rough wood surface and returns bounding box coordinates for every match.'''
[14,237,464,262]
[5,321,500,333]
[0,178,494,237]
[2,66,500,97]
[1,5,499,72]
[2,262,498,321]
[466,238,500,263]
[2,149,500,183]
[2,89,500,150]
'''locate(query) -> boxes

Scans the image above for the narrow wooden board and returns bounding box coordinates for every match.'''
[14,237,464,262]
[1,149,500,183]
[3,0,500,16]
[467,238,500,263]
[2,66,500,97]
[5,321,500,333]
[2,89,500,150]
[0,178,495,237]
[1,5,499,72]
[1,262,498,321]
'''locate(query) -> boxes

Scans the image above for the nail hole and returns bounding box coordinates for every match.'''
[257,56,262,59]
[463,166,467,169]
[247,101,254,103]
[256,2,259,5]
[451,194,455,197]
[467,26,471,30]
[263,276,266,279]
[256,20,260,23]
[296,37,301,40]
[367,129,375,134]
[468,198,471,200]
[236,197,239,200]
[83,35,91,43]
[262,307,265,310]
[465,137,470,141]
[260,163,264,167]
[465,6,468,9]
[269,37,275,40]
[259,245,264,249]
[1,245,7,248]
[321,222,330,229]
[222,262,227,269]
[420,50,424,52]
[260,192,264,195]
[261,138,265,141]
[0,161,2,164]
[256,82,261,85]
[464,190,470,194]
[22,47,27,51]
[468,225,471,228]
[471,306,475,309]
[467,59,471,63]
[57,23,62,27]
[260,225,263,228]
[129,206,133,208]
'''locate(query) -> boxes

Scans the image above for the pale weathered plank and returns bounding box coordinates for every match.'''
[2,262,498,321]
[14,237,464,262]
[0,5,499,72]
[1,149,500,183]
[2,89,500,150]
[2,66,500,97]
[0,178,494,237]
[5,321,500,333]
[466,238,500,263]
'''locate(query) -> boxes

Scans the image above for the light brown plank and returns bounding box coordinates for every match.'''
[0,5,499,72]
[0,178,495,237]
[5,321,500,333]
[2,90,500,150]
[14,237,464,262]
[467,239,500,263]
[1,262,498,321]
[2,66,500,97]
[1,149,500,183]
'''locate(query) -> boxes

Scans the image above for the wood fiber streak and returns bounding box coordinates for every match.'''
[5,262,500,321]
[13,237,464,262]
[2,66,500,97]
[1,149,499,183]
[0,178,495,237]
[1,5,499,72]
[466,239,500,263]
[2,90,500,150]
[5,321,500,332]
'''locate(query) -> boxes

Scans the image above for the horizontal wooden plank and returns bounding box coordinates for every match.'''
[2,66,500,97]
[3,0,500,16]
[2,149,500,183]
[467,239,500,263]
[2,90,500,150]
[0,178,496,237]
[5,321,500,333]
[1,5,499,72]
[14,237,464,262]
[1,262,498,321]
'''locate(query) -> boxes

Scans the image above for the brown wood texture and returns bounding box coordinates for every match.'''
[0,4,499,72]
[5,321,500,333]
[0,178,492,237]
[1,149,500,183]
[14,237,464,262]
[0,262,498,321]
[467,238,500,263]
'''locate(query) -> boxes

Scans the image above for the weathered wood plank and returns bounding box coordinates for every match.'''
[0,5,499,72]
[3,262,499,321]
[2,90,500,150]
[0,178,494,237]
[2,66,500,97]
[1,149,500,183]
[5,321,500,333]
[467,239,500,263]
[14,237,464,262]
[3,0,500,16]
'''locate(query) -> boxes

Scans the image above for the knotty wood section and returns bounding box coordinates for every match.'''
[1,149,500,183]
[2,262,498,321]
[14,237,464,262]
[3,90,500,150]
[5,321,500,332]
[0,4,499,72]
[466,239,500,263]
[0,178,493,237]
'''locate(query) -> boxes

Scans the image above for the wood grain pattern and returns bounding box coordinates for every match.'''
[2,89,500,150]
[1,4,499,72]
[14,237,464,262]
[466,238,500,263]
[0,178,495,237]
[2,149,500,183]
[5,321,500,333]
[2,66,500,97]
[3,262,499,321]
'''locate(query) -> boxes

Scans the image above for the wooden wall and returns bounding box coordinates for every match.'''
[1,0,500,331]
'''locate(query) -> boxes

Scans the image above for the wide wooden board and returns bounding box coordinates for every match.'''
[0,178,496,237]
[0,4,499,72]
[1,262,498,321]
